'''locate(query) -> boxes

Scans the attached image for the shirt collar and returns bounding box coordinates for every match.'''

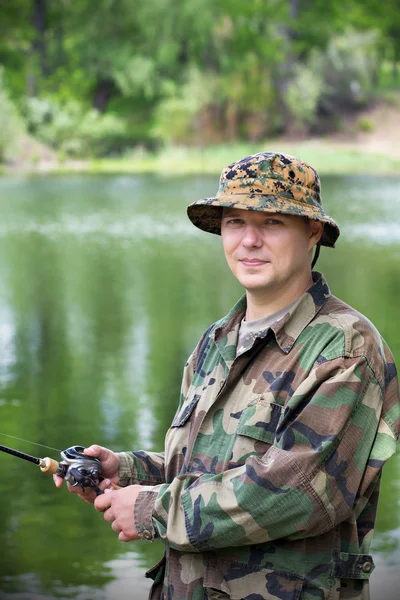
[212,272,331,354]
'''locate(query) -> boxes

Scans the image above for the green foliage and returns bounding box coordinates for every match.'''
[284,30,379,131]
[0,67,25,162]
[285,62,324,128]
[317,30,377,112]
[114,56,158,99]
[357,117,375,132]
[1,0,400,161]
[153,68,221,144]
[23,97,126,157]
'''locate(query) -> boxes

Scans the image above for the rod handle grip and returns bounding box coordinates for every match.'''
[40,457,60,474]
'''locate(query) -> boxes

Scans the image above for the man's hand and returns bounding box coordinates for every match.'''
[53,445,120,504]
[94,485,143,542]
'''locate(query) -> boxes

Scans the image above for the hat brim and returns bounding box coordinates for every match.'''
[187,194,340,248]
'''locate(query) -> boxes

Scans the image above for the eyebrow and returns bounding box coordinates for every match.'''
[222,210,240,217]
[222,211,285,219]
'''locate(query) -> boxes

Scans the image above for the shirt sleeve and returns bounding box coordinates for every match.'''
[133,354,399,550]
[116,450,166,487]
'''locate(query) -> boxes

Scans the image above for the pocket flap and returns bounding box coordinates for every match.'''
[237,399,282,444]
[204,558,304,600]
[171,393,201,427]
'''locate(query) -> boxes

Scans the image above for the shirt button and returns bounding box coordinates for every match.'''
[141,530,153,541]
[361,561,373,573]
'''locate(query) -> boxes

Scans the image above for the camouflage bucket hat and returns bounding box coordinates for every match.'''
[187,151,340,247]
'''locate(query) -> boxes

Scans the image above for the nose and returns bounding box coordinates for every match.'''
[241,223,263,248]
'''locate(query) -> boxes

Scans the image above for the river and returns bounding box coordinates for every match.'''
[0,174,398,599]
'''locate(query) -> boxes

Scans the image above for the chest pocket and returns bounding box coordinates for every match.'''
[237,398,282,443]
[232,398,282,463]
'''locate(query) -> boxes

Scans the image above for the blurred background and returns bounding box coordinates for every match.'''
[0,0,400,170]
[0,2,399,600]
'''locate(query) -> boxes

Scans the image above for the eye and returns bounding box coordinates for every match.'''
[264,218,283,225]
[224,217,244,226]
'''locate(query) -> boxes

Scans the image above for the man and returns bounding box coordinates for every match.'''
[55,152,399,600]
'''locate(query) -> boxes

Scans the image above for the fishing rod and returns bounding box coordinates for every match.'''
[0,443,104,495]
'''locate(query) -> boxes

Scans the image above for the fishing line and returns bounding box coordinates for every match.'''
[0,432,61,454]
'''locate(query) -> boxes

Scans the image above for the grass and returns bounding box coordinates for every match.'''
[54,140,400,176]
[4,136,400,177]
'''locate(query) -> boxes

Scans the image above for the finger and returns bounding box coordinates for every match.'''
[98,479,112,492]
[83,445,99,456]
[67,483,97,504]
[66,482,83,495]
[119,531,131,543]
[84,445,106,458]
[77,490,97,504]
[53,474,64,488]
[94,493,113,513]
[111,521,121,533]
[103,508,114,523]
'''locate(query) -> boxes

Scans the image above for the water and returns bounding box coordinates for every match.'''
[0,174,398,599]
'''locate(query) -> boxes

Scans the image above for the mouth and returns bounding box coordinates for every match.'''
[239,258,270,267]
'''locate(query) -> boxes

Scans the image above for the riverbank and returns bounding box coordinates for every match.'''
[3,99,400,176]
[4,139,400,177]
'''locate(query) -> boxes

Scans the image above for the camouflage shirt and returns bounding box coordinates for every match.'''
[118,272,400,600]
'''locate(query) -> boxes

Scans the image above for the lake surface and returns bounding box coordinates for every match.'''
[0,173,398,600]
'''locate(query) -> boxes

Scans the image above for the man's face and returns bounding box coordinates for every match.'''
[221,208,322,298]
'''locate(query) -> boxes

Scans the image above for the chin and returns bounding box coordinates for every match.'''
[237,269,275,286]
[241,279,275,293]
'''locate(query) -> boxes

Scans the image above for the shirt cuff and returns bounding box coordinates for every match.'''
[116,452,136,487]
[134,488,159,541]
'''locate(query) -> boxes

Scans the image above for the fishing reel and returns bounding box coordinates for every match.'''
[59,445,103,494]
[0,440,107,496]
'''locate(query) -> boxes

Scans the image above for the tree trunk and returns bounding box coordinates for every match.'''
[32,0,47,77]
[93,78,115,112]
[289,0,301,20]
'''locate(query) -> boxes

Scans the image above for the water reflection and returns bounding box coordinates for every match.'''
[0,174,398,598]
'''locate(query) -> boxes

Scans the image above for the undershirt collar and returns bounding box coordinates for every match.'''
[236,299,298,357]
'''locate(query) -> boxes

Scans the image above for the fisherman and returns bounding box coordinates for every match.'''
[55,152,399,600]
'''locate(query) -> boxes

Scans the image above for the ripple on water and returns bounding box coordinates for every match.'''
[0,214,398,246]
[342,222,400,245]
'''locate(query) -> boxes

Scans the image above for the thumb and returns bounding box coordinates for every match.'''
[84,445,108,459]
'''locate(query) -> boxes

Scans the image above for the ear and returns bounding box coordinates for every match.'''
[308,220,324,250]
